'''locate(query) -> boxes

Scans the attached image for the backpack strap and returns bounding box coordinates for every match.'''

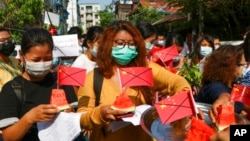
[11,80,23,104]
[93,68,106,136]
[93,68,104,106]
[11,80,23,117]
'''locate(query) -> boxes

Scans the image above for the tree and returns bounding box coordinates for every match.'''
[0,0,44,43]
[165,0,250,40]
[98,5,115,28]
[129,7,165,25]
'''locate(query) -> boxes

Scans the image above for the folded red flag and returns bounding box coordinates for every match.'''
[152,44,179,63]
[230,84,250,106]
[58,65,86,86]
[155,90,197,124]
[118,67,154,87]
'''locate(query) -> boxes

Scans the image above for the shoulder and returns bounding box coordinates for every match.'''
[8,56,20,65]
[202,82,230,92]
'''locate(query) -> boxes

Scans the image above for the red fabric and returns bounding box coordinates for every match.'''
[50,89,69,106]
[185,117,216,141]
[230,84,250,106]
[112,92,135,109]
[152,45,179,63]
[118,67,154,87]
[166,67,178,74]
[216,105,235,125]
[148,46,164,56]
[154,90,197,124]
[57,65,86,86]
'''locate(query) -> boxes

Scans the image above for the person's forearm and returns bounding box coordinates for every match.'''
[2,114,33,141]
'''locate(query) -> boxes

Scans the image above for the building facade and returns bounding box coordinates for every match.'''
[78,3,101,34]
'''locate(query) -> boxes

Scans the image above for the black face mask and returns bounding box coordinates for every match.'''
[0,40,15,56]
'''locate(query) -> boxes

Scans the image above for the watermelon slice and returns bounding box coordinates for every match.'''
[185,117,216,141]
[50,89,70,111]
[215,105,235,131]
[111,92,135,113]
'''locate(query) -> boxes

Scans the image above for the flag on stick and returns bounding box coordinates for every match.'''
[230,84,250,106]
[57,65,86,86]
[154,90,197,124]
[152,44,179,63]
[118,67,154,87]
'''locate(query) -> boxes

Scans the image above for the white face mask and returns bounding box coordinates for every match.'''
[200,46,213,56]
[145,42,153,53]
[157,40,165,46]
[25,60,52,77]
[215,45,220,50]
[90,46,98,57]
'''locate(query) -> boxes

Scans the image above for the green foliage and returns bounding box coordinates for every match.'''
[178,58,202,88]
[165,0,250,40]
[0,0,44,44]
[98,5,115,28]
[129,7,165,24]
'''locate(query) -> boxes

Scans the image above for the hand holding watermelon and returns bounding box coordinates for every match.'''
[100,92,136,121]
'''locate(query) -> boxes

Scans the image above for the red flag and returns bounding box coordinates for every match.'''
[58,65,86,86]
[230,84,250,106]
[152,45,179,63]
[154,90,197,124]
[118,67,154,87]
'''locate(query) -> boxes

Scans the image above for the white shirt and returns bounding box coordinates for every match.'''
[71,54,96,73]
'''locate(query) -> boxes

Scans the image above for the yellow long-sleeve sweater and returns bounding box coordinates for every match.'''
[77,62,191,141]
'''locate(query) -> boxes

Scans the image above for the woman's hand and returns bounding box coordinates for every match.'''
[210,127,230,141]
[100,105,128,122]
[24,104,59,124]
[209,93,230,123]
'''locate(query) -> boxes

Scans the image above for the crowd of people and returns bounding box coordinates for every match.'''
[0,19,249,141]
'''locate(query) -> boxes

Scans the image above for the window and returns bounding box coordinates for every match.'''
[95,14,98,19]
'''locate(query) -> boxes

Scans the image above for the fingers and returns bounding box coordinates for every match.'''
[197,108,205,120]
[100,106,128,121]
[209,106,218,123]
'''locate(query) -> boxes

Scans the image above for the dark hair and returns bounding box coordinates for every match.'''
[67,26,83,39]
[135,21,156,39]
[191,34,215,64]
[0,27,9,33]
[165,33,184,47]
[243,32,250,62]
[82,26,103,48]
[202,45,244,86]
[21,28,53,54]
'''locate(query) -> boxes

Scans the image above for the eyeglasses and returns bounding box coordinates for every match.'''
[237,63,247,68]
[114,39,136,49]
[0,37,12,43]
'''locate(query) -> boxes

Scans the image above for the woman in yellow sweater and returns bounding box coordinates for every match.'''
[77,20,191,141]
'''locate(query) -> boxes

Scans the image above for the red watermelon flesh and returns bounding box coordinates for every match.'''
[111,92,135,113]
[215,104,235,131]
[50,89,70,111]
[185,117,216,141]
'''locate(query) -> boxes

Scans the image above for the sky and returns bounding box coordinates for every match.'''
[78,0,113,10]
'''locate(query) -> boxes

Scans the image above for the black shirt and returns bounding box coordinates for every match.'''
[0,73,77,141]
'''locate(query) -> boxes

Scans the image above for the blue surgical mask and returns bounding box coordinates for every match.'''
[90,46,98,57]
[145,42,153,53]
[112,45,138,65]
[200,46,212,56]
